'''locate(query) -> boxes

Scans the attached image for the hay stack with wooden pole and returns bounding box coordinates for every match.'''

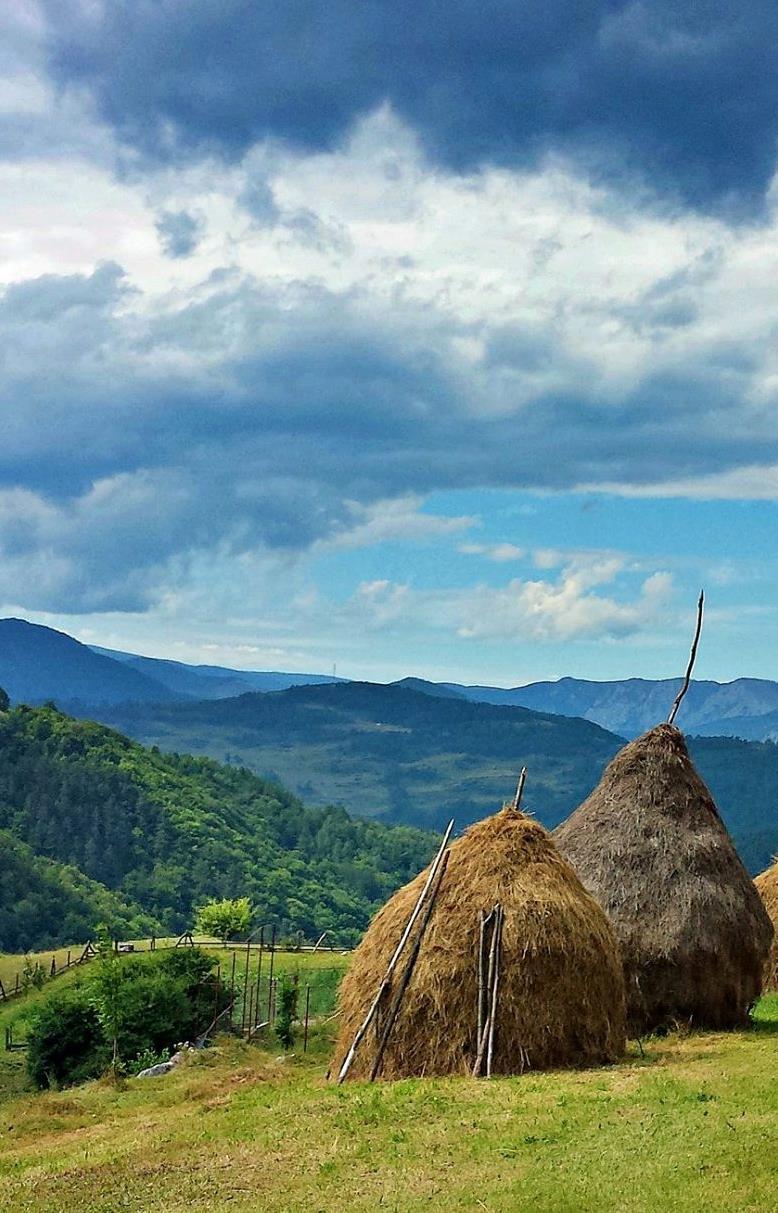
[554,596,773,1032]
[331,796,626,1081]
[755,859,778,992]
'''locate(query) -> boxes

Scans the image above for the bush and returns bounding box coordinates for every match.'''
[26,947,228,1089]
[26,990,107,1089]
[275,976,299,1050]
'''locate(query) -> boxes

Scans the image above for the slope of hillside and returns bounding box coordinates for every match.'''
[0,619,175,707]
[96,682,627,832]
[94,681,778,874]
[0,702,435,950]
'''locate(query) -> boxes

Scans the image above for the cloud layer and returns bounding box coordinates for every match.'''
[39,1,778,215]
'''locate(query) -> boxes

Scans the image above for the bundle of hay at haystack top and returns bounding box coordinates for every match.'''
[755,859,778,992]
[331,805,626,1081]
[555,723,774,1034]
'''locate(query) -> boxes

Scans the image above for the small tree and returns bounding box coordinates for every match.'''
[21,954,45,992]
[88,925,123,1079]
[0,686,9,712]
[195,897,252,943]
[275,976,298,1050]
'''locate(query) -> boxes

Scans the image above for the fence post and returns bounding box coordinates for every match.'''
[14,972,19,995]
[0,978,5,1002]
[50,956,56,977]
[303,985,311,1052]
[67,950,72,969]
[240,937,252,1034]
[229,950,237,1029]
[266,926,276,1025]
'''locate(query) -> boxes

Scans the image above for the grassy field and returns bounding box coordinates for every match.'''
[0,991,775,1212]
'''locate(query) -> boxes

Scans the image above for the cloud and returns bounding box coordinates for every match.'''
[459,542,525,562]
[354,560,674,643]
[324,497,476,551]
[37,1,778,214]
[155,209,203,258]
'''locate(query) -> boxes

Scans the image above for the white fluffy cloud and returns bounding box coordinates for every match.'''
[354,559,673,643]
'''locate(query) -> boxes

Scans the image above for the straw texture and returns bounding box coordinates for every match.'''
[332,807,626,1080]
[755,860,778,992]
[555,724,774,1033]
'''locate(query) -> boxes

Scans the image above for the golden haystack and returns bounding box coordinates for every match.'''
[755,859,778,992]
[555,723,774,1034]
[331,806,626,1080]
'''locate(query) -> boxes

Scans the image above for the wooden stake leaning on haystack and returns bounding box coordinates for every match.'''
[472,770,524,1078]
[369,849,451,1081]
[336,818,454,1083]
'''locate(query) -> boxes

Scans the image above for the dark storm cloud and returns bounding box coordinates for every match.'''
[39,1,778,214]
[1,261,777,611]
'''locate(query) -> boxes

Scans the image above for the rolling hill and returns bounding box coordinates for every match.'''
[0,700,435,951]
[93,680,778,873]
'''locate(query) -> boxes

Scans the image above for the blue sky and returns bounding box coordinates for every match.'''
[2,2,778,684]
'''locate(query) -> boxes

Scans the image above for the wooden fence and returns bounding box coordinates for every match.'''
[1,929,349,1054]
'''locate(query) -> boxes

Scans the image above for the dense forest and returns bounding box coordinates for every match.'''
[0,701,435,952]
[97,681,778,871]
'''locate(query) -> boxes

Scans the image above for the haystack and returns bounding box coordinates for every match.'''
[554,723,774,1034]
[755,859,778,992]
[331,806,626,1080]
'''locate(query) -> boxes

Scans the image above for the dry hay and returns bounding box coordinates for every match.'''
[554,723,774,1035]
[754,859,778,992]
[331,806,626,1080]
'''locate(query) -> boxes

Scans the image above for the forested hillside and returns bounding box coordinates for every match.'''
[96,682,778,874]
[97,681,620,832]
[0,702,435,951]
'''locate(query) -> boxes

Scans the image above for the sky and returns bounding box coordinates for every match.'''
[2,1,778,685]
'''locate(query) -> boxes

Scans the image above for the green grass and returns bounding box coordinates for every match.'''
[0,995,775,1212]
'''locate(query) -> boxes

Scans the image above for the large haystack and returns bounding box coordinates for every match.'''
[755,860,778,992]
[554,723,774,1034]
[332,807,626,1080]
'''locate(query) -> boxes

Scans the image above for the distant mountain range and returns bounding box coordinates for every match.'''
[399,676,778,741]
[4,616,778,743]
[92,645,344,699]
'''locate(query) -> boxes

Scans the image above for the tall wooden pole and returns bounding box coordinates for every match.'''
[668,590,705,726]
[240,937,252,1034]
[266,925,276,1024]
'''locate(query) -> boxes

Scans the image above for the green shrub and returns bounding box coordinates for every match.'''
[26,989,107,1089]
[26,947,227,1089]
[275,976,299,1050]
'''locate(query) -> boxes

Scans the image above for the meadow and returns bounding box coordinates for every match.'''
[0,963,775,1213]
